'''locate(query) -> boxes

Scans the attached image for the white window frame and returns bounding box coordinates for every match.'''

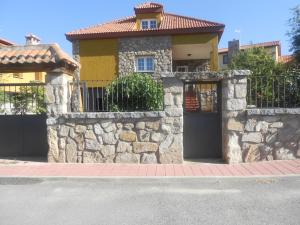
[135,56,155,72]
[141,19,157,29]
[176,66,188,72]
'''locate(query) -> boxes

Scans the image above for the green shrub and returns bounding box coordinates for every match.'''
[105,73,164,111]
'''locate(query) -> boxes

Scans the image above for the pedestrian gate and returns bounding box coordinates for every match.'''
[183,81,222,158]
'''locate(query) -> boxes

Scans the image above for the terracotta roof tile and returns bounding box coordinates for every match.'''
[219,41,281,53]
[0,44,79,68]
[66,13,224,40]
[279,55,294,64]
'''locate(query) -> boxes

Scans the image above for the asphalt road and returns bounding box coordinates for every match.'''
[0,176,299,225]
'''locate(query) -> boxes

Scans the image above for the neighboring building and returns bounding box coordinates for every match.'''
[278,55,296,65]
[0,38,14,47]
[218,40,282,69]
[66,2,225,83]
[0,34,46,83]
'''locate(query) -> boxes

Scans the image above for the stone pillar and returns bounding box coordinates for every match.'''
[222,70,250,163]
[71,40,81,112]
[159,76,184,163]
[45,72,71,116]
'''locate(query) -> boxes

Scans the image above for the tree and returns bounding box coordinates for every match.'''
[287,5,300,63]
[229,47,284,76]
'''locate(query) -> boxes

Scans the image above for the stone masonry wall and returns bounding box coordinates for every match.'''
[47,111,183,164]
[241,109,300,162]
[222,70,249,163]
[222,70,300,163]
[118,36,172,76]
[46,76,184,164]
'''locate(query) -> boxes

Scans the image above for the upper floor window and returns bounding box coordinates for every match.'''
[136,56,154,72]
[141,19,157,29]
[223,54,229,64]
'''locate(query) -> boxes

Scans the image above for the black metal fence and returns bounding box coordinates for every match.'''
[0,82,46,114]
[74,78,164,112]
[247,74,300,108]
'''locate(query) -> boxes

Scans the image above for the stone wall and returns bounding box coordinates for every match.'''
[118,36,172,76]
[47,111,183,163]
[46,76,184,164]
[223,72,300,163]
[222,70,249,163]
[241,109,300,162]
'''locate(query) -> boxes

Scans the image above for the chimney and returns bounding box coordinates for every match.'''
[25,33,41,45]
[228,39,240,64]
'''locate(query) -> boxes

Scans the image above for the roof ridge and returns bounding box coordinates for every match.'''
[163,12,225,27]
[66,15,136,35]
[241,40,281,48]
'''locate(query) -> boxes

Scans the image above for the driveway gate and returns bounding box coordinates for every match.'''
[0,83,48,158]
[183,81,222,158]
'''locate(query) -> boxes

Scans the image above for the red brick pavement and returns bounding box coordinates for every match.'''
[0,160,299,177]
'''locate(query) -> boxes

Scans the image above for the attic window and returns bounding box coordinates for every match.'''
[141,19,157,29]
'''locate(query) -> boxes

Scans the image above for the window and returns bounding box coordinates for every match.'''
[141,19,157,29]
[176,66,188,72]
[223,54,229,64]
[136,57,154,72]
[150,20,157,29]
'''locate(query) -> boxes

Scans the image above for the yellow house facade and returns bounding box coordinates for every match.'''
[66,2,225,84]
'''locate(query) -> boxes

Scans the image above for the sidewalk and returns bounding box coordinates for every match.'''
[0,159,299,177]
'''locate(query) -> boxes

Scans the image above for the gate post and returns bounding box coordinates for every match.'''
[45,72,74,162]
[222,70,251,163]
[160,74,184,163]
[45,72,72,116]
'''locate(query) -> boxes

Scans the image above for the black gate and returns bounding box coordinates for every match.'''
[0,83,47,158]
[183,81,222,158]
[0,115,48,157]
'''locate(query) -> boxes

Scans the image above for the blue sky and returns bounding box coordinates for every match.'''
[0,0,298,55]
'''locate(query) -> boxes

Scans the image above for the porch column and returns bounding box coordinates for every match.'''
[222,70,251,163]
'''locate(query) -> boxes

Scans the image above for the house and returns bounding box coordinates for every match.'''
[0,40,78,114]
[0,34,46,84]
[66,2,225,83]
[218,40,283,69]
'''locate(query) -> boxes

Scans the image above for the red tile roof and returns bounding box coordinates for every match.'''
[66,12,225,40]
[0,38,14,46]
[0,44,79,69]
[219,41,281,54]
[279,55,294,64]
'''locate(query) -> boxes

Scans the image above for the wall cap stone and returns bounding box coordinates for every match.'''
[161,70,251,81]
[247,108,300,115]
[48,111,166,121]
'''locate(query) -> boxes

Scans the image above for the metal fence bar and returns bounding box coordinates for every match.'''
[71,77,163,112]
[0,83,45,115]
[247,74,300,108]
